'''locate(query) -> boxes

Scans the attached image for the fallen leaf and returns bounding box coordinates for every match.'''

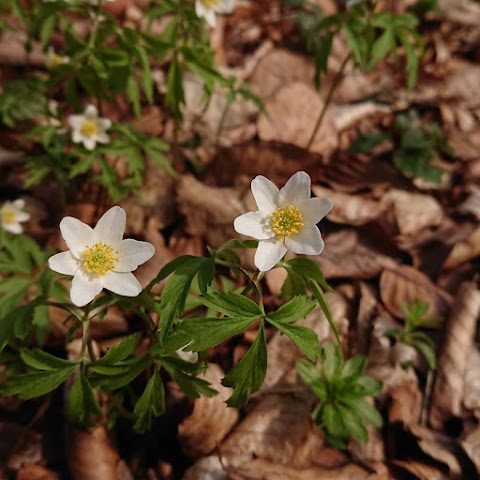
[16,464,60,480]
[257,82,338,156]
[443,226,480,269]
[429,282,480,429]
[392,460,450,480]
[460,425,480,474]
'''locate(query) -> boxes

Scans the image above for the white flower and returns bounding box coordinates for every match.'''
[68,104,111,151]
[48,206,155,307]
[233,171,333,272]
[45,47,69,69]
[195,0,234,28]
[0,199,30,235]
[176,347,199,363]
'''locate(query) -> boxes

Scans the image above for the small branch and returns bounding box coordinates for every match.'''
[305,53,351,150]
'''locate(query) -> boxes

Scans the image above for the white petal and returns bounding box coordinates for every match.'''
[233,211,272,240]
[68,114,84,130]
[251,176,278,213]
[95,132,110,144]
[93,206,126,248]
[83,137,96,150]
[59,217,94,258]
[98,118,111,130]
[15,212,30,222]
[70,271,104,307]
[254,239,287,271]
[71,130,83,143]
[176,349,198,363]
[279,171,311,206]
[48,251,80,275]
[204,8,216,26]
[3,223,22,234]
[216,0,234,13]
[115,239,155,272]
[12,199,25,209]
[84,104,98,118]
[285,225,324,255]
[297,197,333,224]
[103,271,142,297]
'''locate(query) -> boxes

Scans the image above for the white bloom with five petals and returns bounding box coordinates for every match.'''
[233,171,333,272]
[195,0,234,27]
[48,206,155,307]
[68,104,111,151]
[0,199,30,235]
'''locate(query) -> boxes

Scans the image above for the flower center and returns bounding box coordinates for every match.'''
[271,204,304,240]
[1,209,16,225]
[82,243,119,276]
[80,120,98,138]
[201,0,220,7]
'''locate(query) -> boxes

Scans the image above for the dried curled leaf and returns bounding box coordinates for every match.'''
[178,364,239,459]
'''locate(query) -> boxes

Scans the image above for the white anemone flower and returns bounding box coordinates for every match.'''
[233,171,333,272]
[68,104,111,151]
[195,0,234,27]
[0,199,30,235]
[48,206,155,307]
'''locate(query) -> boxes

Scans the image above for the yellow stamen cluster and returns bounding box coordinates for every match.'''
[201,0,220,7]
[80,120,98,138]
[1,209,16,225]
[82,243,119,276]
[271,204,304,240]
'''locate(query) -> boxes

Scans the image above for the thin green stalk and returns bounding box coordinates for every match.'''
[305,53,351,150]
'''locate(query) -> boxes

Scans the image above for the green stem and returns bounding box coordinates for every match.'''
[305,53,351,150]
[215,99,231,146]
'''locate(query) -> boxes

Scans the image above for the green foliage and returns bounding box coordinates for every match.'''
[297,342,383,449]
[384,299,442,369]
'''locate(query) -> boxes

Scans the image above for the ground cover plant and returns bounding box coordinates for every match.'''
[0,0,480,479]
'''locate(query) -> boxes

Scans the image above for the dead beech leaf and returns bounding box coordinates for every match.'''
[16,464,59,480]
[67,427,131,480]
[458,186,480,220]
[446,65,480,106]
[392,460,449,480]
[182,456,227,480]
[379,265,452,318]
[316,230,397,279]
[176,174,244,248]
[443,226,480,269]
[257,82,338,156]
[248,49,315,100]
[381,189,444,236]
[460,425,480,474]
[331,102,390,132]
[409,425,462,477]
[429,283,480,429]
[463,347,480,416]
[227,458,391,480]
[312,185,386,226]
[178,363,239,459]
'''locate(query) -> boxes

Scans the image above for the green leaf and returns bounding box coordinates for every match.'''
[309,281,339,343]
[296,359,328,401]
[133,373,165,433]
[67,372,102,426]
[337,404,368,443]
[1,366,76,399]
[126,76,141,117]
[202,292,262,318]
[346,398,383,428]
[355,375,383,396]
[222,323,268,407]
[412,340,436,369]
[268,318,321,361]
[284,258,330,288]
[267,296,316,324]
[341,355,366,380]
[166,56,184,119]
[322,403,344,438]
[169,316,256,352]
[20,348,76,371]
[93,334,138,365]
[323,342,342,380]
[369,27,395,68]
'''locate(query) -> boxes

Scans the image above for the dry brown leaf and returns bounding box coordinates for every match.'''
[392,460,450,480]
[409,424,462,477]
[439,0,480,27]
[227,458,391,480]
[248,49,314,100]
[458,186,480,220]
[176,174,244,248]
[16,464,60,480]
[429,282,480,429]
[332,102,390,132]
[5,425,42,471]
[182,456,227,480]
[379,265,452,318]
[463,347,480,417]
[381,189,444,236]
[443,226,480,269]
[316,229,397,279]
[178,363,239,459]
[312,185,386,226]
[0,32,45,65]
[67,427,130,480]
[460,425,480,474]
[257,82,338,156]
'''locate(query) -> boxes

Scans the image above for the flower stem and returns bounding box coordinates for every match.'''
[305,53,351,150]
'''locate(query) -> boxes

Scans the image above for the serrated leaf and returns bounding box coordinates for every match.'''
[20,348,76,371]
[222,323,267,407]
[67,372,102,426]
[93,334,138,365]
[346,398,383,428]
[337,404,368,443]
[134,373,165,433]
[296,358,328,401]
[202,292,262,318]
[267,295,316,324]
